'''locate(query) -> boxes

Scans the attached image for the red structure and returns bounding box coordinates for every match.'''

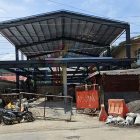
[108,99,129,117]
[76,84,99,109]
[0,76,26,82]
[99,104,108,121]
[87,69,140,106]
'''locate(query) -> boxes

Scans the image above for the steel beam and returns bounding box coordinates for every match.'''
[40,75,86,79]
[37,79,84,83]
[28,50,60,58]
[4,69,85,75]
[106,47,111,57]
[0,58,135,69]
[28,50,99,58]
[16,36,106,49]
[72,66,80,78]
[68,50,99,57]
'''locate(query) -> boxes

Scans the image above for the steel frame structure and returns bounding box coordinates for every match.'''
[0,10,132,89]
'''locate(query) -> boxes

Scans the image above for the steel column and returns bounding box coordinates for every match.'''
[126,26,131,58]
[106,47,111,69]
[33,68,37,92]
[21,52,24,60]
[107,47,111,57]
[15,47,19,89]
[62,65,67,96]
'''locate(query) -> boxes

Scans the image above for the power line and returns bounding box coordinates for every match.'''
[45,0,140,20]
[47,0,101,16]
[0,0,140,20]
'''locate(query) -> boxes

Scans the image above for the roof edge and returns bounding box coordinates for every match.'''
[0,10,129,30]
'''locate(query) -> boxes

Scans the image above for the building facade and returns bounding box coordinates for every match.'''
[112,36,140,59]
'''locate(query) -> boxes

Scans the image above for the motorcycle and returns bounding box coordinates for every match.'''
[0,109,3,124]
[0,108,35,125]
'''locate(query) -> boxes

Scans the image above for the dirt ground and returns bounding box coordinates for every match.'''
[1,98,140,140]
[0,114,140,140]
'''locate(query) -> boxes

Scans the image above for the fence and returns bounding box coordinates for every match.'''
[0,92,73,121]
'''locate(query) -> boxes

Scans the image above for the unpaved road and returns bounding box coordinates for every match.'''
[0,115,140,140]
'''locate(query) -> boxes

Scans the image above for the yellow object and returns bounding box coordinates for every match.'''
[6,102,15,109]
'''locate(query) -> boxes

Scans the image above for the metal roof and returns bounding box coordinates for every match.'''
[0,10,129,60]
[87,68,140,79]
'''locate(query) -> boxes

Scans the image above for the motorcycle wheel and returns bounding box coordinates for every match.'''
[25,112,35,122]
[3,118,13,125]
[17,117,21,123]
[0,116,2,124]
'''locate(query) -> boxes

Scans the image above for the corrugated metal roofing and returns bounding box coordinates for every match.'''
[88,68,140,78]
[0,76,26,82]
[0,10,129,60]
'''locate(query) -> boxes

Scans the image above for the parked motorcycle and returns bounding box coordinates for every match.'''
[0,108,35,125]
[0,108,3,124]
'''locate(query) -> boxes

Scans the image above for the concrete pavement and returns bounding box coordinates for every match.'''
[0,115,140,140]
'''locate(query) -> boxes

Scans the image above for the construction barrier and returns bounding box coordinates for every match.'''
[99,104,108,122]
[76,84,99,109]
[108,99,129,117]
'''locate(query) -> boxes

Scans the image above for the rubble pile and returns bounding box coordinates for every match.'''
[105,113,140,126]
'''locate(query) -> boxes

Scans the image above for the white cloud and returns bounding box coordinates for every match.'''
[0,53,15,60]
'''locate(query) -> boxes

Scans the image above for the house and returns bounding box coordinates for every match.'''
[0,69,26,82]
[112,36,140,59]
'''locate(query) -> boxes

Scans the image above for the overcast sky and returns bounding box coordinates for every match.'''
[0,0,140,60]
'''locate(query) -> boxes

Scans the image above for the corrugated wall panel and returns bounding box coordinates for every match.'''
[102,75,139,92]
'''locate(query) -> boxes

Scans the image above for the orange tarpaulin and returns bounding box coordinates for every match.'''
[76,90,99,109]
